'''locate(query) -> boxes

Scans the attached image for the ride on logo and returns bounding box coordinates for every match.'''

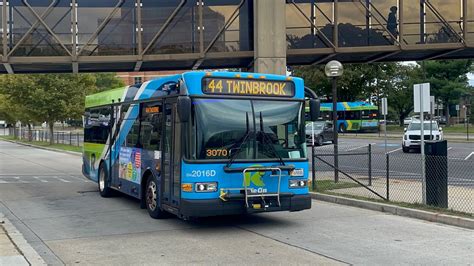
[243,165,266,187]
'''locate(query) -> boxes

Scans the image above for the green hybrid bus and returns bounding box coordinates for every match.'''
[319,102,379,132]
[83,71,320,219]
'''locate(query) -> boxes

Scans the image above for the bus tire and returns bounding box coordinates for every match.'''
[338,124,346,133]
[98,163,113,198]
[145,176,166,219]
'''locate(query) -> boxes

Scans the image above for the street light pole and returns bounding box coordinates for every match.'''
[325,60,343,184]
[332,77,339,183]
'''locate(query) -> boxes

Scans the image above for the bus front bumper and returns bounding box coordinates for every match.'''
[179,194,311,217]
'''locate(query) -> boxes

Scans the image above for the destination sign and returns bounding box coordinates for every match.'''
[202,78,295,97]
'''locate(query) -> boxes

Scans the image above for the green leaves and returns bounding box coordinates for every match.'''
[293,62,398,101]
[0,73,124,125]
[292,59,471,126]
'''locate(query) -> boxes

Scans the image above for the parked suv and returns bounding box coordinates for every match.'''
[402,121,443,152]
[306,121,334,146]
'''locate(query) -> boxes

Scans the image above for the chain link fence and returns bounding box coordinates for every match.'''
[310,142,473,215]
[6,128,83,147]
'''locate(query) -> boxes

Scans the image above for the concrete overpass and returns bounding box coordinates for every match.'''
[0,0,473,74]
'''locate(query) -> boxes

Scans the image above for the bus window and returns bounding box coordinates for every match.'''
[254,101,305,159]
[121,104,140,147]
[361,110,378,119]
[320,111,331,120]
[84,107,111,144]
[193,99,253,160]
[337,111,344,119]
[344,111,360,120]
[141,102,162,151]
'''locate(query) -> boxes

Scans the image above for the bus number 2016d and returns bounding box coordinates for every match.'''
[191,170,216,177]
[206,149,228,157]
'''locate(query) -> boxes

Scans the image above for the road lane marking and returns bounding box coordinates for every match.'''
[13,176,27,183]
[465,152,474,161]
[54,176,71,183]
[33,176,48,183]
[346,145,369,151]
[448,147,453,151]
[387,147,402,154]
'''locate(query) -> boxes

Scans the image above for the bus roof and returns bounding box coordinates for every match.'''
[320,102,377,111]
[85,71,304,108]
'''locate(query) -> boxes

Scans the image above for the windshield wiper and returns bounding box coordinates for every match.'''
[225,112,252,169]
[258,112,285,166]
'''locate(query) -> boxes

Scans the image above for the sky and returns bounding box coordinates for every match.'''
[468,73,474,87]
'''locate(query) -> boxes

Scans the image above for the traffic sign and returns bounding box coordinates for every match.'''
[381,98,388,115]
[414,83,430,113]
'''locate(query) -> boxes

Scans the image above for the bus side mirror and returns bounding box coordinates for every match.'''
[177,96,191,123]
[309,99,320,121]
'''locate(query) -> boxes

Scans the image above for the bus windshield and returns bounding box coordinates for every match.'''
[192,99,305,160]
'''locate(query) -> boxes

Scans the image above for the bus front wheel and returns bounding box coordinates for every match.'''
[146,176,166,219]
[98,163,113,197]
[338,124,346,133]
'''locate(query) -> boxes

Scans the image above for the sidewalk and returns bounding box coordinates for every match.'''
[0,213,45,265]
[0,222,28,265]
[312,172,474,214]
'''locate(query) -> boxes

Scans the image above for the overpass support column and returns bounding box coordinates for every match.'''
[253,0,286,75]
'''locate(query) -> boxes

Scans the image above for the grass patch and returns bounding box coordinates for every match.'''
[0,136,82,153]
[320,191,473,218]
[311,180,360,192]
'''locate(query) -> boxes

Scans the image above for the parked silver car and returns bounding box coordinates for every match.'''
[306,121,334,146]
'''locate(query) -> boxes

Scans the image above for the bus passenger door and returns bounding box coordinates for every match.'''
[162,100,180,208]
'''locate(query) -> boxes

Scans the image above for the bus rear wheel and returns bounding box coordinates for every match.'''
[146,176,166,219]
[98,164,113,197]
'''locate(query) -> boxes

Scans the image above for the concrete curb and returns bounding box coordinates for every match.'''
[310,193,474,230]
[0,138,82,157]
[0,213,46,265]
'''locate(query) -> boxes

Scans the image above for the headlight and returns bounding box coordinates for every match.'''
[290,168,304,177]
[289,179,307,188]
[195,182,218,192]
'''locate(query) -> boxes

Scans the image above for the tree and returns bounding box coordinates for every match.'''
[292,62,397,102]
[421,60,472,126]
[0,74,96,144]
[385,64,423,126]
[94,73,125,93]
[0,75,40,140]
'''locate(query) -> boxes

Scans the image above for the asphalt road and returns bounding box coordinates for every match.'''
[308,137,474,187]
[0,140,473,265]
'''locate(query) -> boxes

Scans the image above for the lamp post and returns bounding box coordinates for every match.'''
[325,60,343,183]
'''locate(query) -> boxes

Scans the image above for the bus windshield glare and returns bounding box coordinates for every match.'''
[192,99,305,160]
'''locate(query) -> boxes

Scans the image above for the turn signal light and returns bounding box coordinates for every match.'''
[181,183,193,192]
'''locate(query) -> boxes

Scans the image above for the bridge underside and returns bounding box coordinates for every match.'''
[0,0,473,74]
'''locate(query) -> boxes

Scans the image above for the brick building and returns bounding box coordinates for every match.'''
[116,71,184,86]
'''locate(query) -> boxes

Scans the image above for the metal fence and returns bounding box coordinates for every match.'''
[310,143,473,215]
[7,128,83,147]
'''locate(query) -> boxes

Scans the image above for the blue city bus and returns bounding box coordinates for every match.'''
[83,71,317,219]
[319,102,378,132]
